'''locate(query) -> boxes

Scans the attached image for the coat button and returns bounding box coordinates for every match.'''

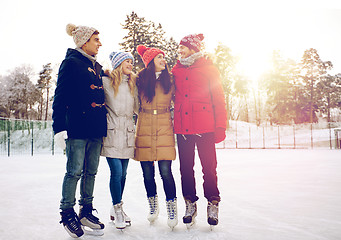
[185,112,188,115]
[186,77,188,80]
[185,94,188,97]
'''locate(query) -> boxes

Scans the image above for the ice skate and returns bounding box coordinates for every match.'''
[183,199,197,229]
[60,208,84,238]
[111,202,126,229]
[79,204,105,236]
[147,195,159,223]
[111,201,131,226]
[166,198,178,230]
[207,200,219,230]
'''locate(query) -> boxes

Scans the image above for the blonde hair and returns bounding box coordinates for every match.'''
[105,64,136,96]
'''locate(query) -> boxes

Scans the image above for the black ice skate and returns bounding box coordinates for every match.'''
[79,204,105,236]
[207,200,219,230]
[59,208,84,238]
[183,199,197,229]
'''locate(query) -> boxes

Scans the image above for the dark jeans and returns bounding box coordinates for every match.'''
[60,138,102,210]
[177,133,220,203]
[106,158,129,205]
[140,160,176,201]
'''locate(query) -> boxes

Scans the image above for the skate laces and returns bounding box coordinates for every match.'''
[185,200,196,217]
[148,196,158,214]
[81,207,100,223]
[114,204,124,222]
[166,199,177,219]
[60,211,81,231]
[208,201,219,218]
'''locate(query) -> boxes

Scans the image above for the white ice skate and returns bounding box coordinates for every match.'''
[110,201,131,226]
[147,195,159,223]
[111,202,126,230]
[166,198,178,230]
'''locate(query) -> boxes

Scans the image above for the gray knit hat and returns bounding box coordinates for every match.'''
[66,23,97,48]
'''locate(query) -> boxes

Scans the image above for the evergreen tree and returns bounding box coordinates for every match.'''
[234,75,250,122]
[260,51,300,124]
[37,63,53,120]
[164,37,178,70]
[299,48,332,123]
[120,11,151,71]
[213,43,237,128]
[120,11,178,72]
[316,73,341,122]
[0,75,11,118]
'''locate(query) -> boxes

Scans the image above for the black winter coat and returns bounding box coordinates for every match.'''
[52,48,107,138]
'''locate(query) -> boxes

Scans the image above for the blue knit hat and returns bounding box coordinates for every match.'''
[109,51,134,69]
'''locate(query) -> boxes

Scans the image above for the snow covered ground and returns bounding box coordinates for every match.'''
[1,149,341,240]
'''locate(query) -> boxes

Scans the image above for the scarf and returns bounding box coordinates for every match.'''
[179,52,203,66]
[76,47,97,66]
[122,74,129,82]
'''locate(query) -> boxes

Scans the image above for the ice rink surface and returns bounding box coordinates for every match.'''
[0,149,340,240]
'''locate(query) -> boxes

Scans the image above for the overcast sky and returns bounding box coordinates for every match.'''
[1,0,341,81]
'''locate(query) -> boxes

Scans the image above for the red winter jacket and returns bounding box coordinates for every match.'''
[172,57,227,135]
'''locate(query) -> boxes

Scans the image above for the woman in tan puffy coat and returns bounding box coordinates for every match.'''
[134,45,177,229]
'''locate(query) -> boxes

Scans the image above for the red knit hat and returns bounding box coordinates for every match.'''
[180,33,204,52]
[137,45,165,67]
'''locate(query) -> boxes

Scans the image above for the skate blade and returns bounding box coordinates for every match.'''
[210,225,215,231]
[115,223,126,230]
[186,220,196,229]
[82,226,104,236]
[126,221,131,227]
[63,226,84,238]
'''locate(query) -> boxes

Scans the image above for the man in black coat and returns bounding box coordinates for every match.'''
[52,23,107,238]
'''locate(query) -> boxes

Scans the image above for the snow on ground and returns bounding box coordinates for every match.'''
[0,149,341,240]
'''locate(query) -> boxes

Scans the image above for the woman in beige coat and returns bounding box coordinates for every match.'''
[135,45,177,229]
[101,51,139,229]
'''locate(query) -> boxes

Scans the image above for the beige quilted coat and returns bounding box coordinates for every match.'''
[134,80,176,161]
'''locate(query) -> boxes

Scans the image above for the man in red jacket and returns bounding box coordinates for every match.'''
[172,33,227,228]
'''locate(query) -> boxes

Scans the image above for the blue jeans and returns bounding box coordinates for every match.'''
[60,138,102,210]
[106,158,129,205]
[140,160,176,201]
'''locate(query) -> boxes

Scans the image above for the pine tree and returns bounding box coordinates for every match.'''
[164,37,178,70]
[120,11,179,72]
[316,73,341,123]
[234,75,250,122]
[299,48,332,123]
[260,51,299,124]
[37,63,53,120]
[213,43,237,128]
[119,11,153,71]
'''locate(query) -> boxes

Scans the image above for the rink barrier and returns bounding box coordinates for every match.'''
[0,118,340,156]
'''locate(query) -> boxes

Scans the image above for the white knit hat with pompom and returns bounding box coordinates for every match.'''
[66,23,98,48]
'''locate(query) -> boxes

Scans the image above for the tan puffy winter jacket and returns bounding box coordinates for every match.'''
[134,81,176,161]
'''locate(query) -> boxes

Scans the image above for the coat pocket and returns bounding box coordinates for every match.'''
[127,125,135,147]
[192,102,214,132]
[103,127,116,147]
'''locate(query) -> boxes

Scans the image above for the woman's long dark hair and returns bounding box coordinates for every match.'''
[137,60,172,103]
